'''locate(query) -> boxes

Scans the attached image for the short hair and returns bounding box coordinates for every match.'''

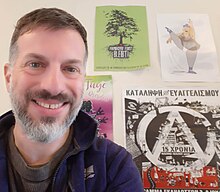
[9,7,88,64]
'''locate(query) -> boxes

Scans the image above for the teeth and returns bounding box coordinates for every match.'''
[35,101,63,109]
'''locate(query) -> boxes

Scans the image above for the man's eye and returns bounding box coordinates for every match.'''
[62,66,83,78]
[64,67,79,73]
[24,62,45,75]
[29,62,42,68]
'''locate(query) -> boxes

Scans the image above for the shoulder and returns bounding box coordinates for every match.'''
[0,111,15,137]
[88,137,135,171]
[91,138,144,191]
[92,137,127,156]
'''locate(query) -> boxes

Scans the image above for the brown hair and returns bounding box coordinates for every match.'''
[9,8,88,64]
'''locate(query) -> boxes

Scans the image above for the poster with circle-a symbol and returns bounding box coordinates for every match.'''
[123,87,220,190]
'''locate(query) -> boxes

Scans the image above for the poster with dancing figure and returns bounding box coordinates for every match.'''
[82,75,113,140]
[157,14,219,82]
[123,87,220,191]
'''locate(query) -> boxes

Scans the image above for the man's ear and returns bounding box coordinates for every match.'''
[4,63,12,92]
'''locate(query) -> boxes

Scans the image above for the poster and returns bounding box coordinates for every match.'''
[82,75,113,140]
[123,87,220,191]
[157,14,219,82]
[95,6,150,71]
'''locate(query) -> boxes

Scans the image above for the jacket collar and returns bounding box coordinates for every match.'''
[0,110,98,151]
[72,110,98,151]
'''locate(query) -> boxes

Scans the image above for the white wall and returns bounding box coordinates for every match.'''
[1,0,220,146]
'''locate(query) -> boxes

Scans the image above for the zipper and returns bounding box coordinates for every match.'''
[51,123,97,191]
[51,138,96,192]
[51,147,80,192]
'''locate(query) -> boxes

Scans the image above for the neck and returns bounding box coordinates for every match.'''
[13,124,70,166]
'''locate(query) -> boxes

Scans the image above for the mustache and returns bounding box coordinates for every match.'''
[26,90,73,103]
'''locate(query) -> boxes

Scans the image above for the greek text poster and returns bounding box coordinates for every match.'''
[95,6,150,71]
[82,75,113,140]
[157,14,219,82]
[123,88,220,191]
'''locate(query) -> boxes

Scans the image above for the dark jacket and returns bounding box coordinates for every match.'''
[0,110,144,192]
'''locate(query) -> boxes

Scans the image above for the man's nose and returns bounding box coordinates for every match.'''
[40,67,65,95]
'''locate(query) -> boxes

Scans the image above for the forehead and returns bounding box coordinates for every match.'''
[16,27,86,60]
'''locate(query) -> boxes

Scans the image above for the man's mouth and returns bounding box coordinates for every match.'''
[34,100,66,109]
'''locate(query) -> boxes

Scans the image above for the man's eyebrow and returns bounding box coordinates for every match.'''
[62,59,84,66]
[23,53,83,65]
[24,53,47,61]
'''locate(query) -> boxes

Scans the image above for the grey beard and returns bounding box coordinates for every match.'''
[10,89,83,143]
[13,103,81,143]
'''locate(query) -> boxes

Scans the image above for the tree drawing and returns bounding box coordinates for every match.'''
[81,100,108,125]
[81,100,109,138]
[104,9,139,45]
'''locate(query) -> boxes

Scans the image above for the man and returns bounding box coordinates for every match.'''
[0,8,143,192]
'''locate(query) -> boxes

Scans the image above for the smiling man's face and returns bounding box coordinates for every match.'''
[4,27,86,143]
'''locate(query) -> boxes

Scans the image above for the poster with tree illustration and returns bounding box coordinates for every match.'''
[95,6,150,71]
[81,75,113,140]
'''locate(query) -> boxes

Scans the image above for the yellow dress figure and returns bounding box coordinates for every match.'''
[166,19,200,74]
